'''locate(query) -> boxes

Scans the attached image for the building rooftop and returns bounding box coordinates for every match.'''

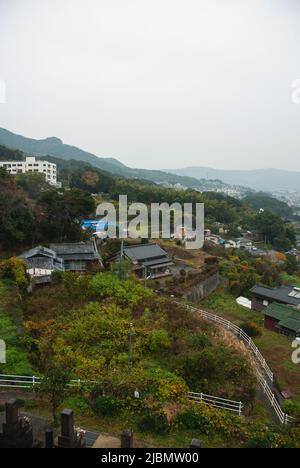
[263,302,300,333]
[251,284,300,306]
[20,246,58,260]
[123,244,170,262]
[50,242,101,261]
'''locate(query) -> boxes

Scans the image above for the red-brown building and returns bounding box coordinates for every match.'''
[263,302,300,339]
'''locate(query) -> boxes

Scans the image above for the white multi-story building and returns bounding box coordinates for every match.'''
[0,156,58,185]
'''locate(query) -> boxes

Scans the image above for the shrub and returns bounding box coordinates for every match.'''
[23,400,37,410]
[240,322,262,338]
[0,257,29,292]
[93,396,121,417]
[186,333,211,350]
[174,408,200,430]
[136,411,170,434]
[282,400,300,418]
[147,329,171,354]
[65,396,90,415]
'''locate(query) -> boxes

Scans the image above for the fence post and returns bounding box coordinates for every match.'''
[264,379,267,393]
[200,392,203,402]
[239,402,242,416]
[32,375,35,389]
[271,394,275,407]
[284,413,288,425]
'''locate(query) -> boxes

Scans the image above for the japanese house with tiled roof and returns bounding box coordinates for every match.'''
[250,284,300,312]
[263,302,300,339]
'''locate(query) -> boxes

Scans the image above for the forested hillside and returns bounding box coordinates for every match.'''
[0,145,296,253]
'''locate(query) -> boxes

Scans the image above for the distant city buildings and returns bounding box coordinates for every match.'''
[0,156,58,185]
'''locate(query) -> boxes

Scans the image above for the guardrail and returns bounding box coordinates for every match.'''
[182,304,274,382]
[180,302,296,425]
[1,302,296,426]
[0,375,86,389]
[188,392,243,415]
[257,373,294,425]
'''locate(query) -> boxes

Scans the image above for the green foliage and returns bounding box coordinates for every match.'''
[174,347,256,403]
[93,396,121,416]
[240,322,262,338]
[252,210,295,250]
[65,395,91,415]
[285,255,299,276]
[0,282,33,375]
[0,257,29,292]
[136,411,170,434]
[243,193,293,218]
[220,258,259,296]
[38,365,72,425]
[0,171,35,248]
[186,333,212,350]
[91,273,152,305]
[146,329,171,354]
[282,399,300,418]
[174,402,246,439]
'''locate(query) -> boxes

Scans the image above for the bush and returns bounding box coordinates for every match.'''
[93,396,121,417]
[147,329,171,354]
[240,322,262,338]
[186,333,211,350]
[65,396,90,415]
[282,400,300,418]
[0,257,29,292]
[174,408,200,430]
[136,411,170,434]
[23,400,37,410]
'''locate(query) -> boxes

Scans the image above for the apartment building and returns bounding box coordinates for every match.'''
[0,156,57,185]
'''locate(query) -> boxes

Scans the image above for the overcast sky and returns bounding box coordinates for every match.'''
[0,0,300,170]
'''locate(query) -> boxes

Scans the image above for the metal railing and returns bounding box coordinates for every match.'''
[182,303,274,382]
[1,302,296,425]
[0,375,87,389]
[180,302,296,425]
[0,374,245,418]
[188,392,243,415]
[257,373,294,425]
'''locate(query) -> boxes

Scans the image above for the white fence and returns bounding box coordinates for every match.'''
[0,304,296,425]
[181,303,296,425]
[0,374,85,389]
[183,304,274,382]
[0,374,245,417]
[257,373,294,425]
[188,392,243,415]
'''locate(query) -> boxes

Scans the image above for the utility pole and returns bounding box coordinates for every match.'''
[120,239,124,261]
[128,322,134,372]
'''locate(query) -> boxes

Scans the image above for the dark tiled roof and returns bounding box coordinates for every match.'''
[124,244,169,262]
[50,242,101,262]
[263,302,300,333]
[251,285,300,306]
[50,242,96,255]
[19,246,57,260]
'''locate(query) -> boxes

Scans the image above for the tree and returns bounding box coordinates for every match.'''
[285,255,299,276]
[37,188,95,242]
[38,365,72,426]
[0,170,35,248]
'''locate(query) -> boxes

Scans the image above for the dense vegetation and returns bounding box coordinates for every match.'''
[0,145,296,253]
[243,192,294,218]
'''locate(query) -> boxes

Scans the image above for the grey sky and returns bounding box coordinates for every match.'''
[0,0,300,170]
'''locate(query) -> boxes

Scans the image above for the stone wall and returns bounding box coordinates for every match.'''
[184,272,221,303]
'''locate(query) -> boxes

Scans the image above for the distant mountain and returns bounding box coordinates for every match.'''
[165,166,300,192]
[0,128,244,193]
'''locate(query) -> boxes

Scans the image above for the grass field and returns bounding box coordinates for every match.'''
[281,273,300,288]
[200,288,300,399]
